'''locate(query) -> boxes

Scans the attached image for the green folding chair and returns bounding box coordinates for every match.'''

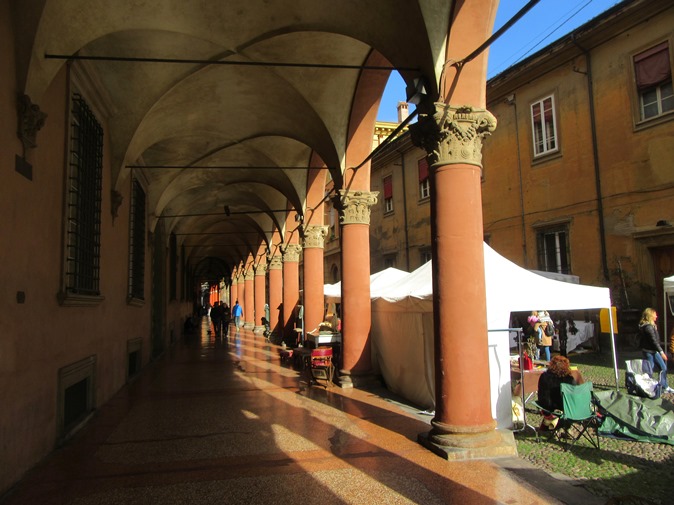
[558,381,600,450]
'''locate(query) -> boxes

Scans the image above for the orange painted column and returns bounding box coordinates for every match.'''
[302,225,328,334]
[253,263,266,331]
[337,190,378,387]
[281,244,301,345]
[237,274,245,323]
[244,268,255,329]
[230,276,238,314]
[412,103,501,452]
[268,255,283,339]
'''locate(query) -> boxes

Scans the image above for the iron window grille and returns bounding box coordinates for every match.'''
[169,233,177,301]
[536,225,571,275]
[65,94,103,295]
[128,178,146,301]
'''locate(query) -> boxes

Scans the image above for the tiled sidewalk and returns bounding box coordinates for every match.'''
[1,322,591,504]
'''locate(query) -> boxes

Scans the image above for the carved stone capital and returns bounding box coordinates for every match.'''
[281,243,302,263]
[254,263,267,276]
[334,190,378,225]
[17,94,47,151]
[268,255,283,270]
[410,103,496,168]
[302,225,329,249]
[244,268,255,281]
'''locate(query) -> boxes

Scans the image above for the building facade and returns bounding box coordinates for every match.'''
[371,0,674,332]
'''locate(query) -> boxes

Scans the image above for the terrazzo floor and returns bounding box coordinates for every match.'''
[1,320,601,504]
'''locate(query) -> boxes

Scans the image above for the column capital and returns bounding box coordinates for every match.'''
[268,255,283,270]
[302,225,329,249]
[410,103,497,169]
[281,243,302,263]
[254,263,267,276]
[334,189,378,225]
[244,268,255,281]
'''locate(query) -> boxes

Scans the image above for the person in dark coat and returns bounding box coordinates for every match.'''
[639,307,673,393]
[537,355,576,413]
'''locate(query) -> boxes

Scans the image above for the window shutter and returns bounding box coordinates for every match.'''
[383,176,393,199]
[418,157,429,182]
[635,42,671,90]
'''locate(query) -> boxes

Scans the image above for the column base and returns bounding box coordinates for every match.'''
[253,325,265,334]
[243,321,255,330]
[337,370,381,390]
[418,429,517,461]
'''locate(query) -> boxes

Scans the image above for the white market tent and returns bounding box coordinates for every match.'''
[362,243,615,429]
[323,267,409,303]
[664,275,674,347]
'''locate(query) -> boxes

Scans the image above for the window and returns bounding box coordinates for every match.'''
[531,95,558,157]
[634,42,673,121]
[383,175,393,213]
[420,249,432,265]
[536,225,570,274]
[169,233,177,301]
[384,254,396,269]
[65,94,103,296]
[418,157,430,199]
[128,178,146,302]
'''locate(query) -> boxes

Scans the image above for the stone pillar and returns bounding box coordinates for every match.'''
[336,190,378,388]
[254,263,267,332]
[281,243,302,345]
[268,255,283,339]
[412,103,512,458]
[244,268,255,329]
[230,278,238,314]
[302,225,329,335]
[237,274,245,323]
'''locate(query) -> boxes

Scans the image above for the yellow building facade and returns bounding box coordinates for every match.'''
[371,0,674,329]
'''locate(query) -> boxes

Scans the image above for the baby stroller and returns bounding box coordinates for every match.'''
[625,359,662,399]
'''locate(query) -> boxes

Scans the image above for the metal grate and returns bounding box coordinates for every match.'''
[128,179,146,300]
[66,94,103,295]
[536,226,570,275]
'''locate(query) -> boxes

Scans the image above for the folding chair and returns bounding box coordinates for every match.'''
[557,381,600,450]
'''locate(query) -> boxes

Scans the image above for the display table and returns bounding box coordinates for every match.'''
[511,366,584,399]
[306,331,341,346]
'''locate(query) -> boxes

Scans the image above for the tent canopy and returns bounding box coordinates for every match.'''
[361,243,614,428]
[324,267,409,302]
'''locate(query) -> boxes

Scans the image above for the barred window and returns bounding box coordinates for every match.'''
[536,225,570,275]
[128,179,146,301]
[169,233,177,301]
[65,94,103,296]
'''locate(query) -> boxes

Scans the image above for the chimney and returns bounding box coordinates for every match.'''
[397,101,409,123]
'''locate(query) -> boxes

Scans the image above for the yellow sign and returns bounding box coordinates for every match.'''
[600,307,618,333]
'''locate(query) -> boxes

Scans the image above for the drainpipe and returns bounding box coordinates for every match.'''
[505,94,528,267]
[399,150,411,271]
[573,36,610,281]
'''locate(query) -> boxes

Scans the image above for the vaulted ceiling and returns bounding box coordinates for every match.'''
[17,0,455,282]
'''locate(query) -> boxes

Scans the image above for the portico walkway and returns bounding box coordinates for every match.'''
[1,321,599,505]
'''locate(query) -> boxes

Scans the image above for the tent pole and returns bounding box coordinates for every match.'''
[608,307,619,391]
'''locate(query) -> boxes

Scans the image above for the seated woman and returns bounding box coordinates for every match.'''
[537,355,576,429]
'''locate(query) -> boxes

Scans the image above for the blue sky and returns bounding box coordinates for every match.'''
[377,0,622,122]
